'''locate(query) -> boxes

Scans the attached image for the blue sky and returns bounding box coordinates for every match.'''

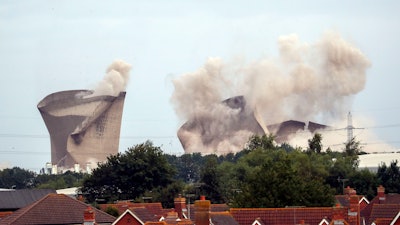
[0,1,399,171]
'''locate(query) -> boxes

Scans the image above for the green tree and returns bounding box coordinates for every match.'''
[344,137,362,158]
[377,160,400,193]
[154,180,185,208]
[349,169,378,200]
[326,138,362,194]
[216,161,237,204]
[80,141,176,203]
[199,155,223,203]
[245,134,276,151]
[166,153,203,183]
[326,156,357,194]
[0,167,35,189]
[308,133,323,154]
[223,135,334,208]
[231,149,334,207]
[35,171,85,189]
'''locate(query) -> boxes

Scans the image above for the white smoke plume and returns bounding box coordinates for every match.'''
[171,31,371,154]
[92,59,132,96]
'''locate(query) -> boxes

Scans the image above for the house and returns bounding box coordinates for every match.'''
[230,188,361,225]
[111,196,236,225]
[4,185,400,225]
[110,191,366,225]
[0,189,56,212]
[111,209,152,225]
[335,186,370,212]
[0,193,115,225]
[230,206,350,225]
[100,202,166,220]
[361,186,400,225]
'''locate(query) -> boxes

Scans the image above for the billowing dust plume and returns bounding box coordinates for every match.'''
[92,59,131,96]
[171,31,371,154]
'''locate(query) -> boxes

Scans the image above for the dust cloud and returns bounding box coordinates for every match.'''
[171,31,371,154]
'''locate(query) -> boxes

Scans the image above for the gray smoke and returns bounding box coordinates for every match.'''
[171,31,371,154]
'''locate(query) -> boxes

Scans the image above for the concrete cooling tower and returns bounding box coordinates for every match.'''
[178,96,328,155]
[177,96,267,154]
[38,90,126,171]
[267,120,328,143]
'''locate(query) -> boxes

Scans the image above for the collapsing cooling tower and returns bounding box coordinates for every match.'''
[38,90,126,170]
[177,96,268,154]
[177,96,329,155]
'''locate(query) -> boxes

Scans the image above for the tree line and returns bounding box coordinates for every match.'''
[1,134,400,208]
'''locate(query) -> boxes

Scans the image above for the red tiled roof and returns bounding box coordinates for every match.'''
[0,193,115,225]
[211,204,230,212]
[230,207,346,225]
[130,207,157,223]
[361,192,400,223]
[335,194,367,208]
[101,202,164,217]
[367,204,400,225]
[382,194,400,204]
[112,209,144,225]
[210,211,239,225]
[359,197,369,211]
[335,195,350,207]
[0,212,13,219]
[373,218,393,225]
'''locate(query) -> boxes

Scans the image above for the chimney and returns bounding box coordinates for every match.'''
[164,211,181,223]
[344,186,356,196]
[332,204,345,221]
[348,190,360,225]
[174,194,187,219]
[377,185,385,202]
[194,196,210,225]
[83,206,95,225]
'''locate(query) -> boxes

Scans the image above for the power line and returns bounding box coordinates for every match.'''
[0,133,180,139]
[362,124,400,129]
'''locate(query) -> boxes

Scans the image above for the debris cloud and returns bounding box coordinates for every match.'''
[171,31,371,154]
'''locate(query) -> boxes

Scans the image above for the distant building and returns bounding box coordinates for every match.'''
[358,152,400,172]
[38,90,126,172]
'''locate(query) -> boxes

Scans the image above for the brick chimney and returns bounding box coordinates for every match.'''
[344,186,356,196]
[332,204,345,221]
[164,211,180,224]
[194,196,210,225]
[174,194,187,219]
[377,185,385,202]
[348,191,360,225]
[83,206,95,225]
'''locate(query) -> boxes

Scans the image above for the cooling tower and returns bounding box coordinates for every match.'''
[38,90,126,170]
[178,95,330,155]
[177,96,267,154]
